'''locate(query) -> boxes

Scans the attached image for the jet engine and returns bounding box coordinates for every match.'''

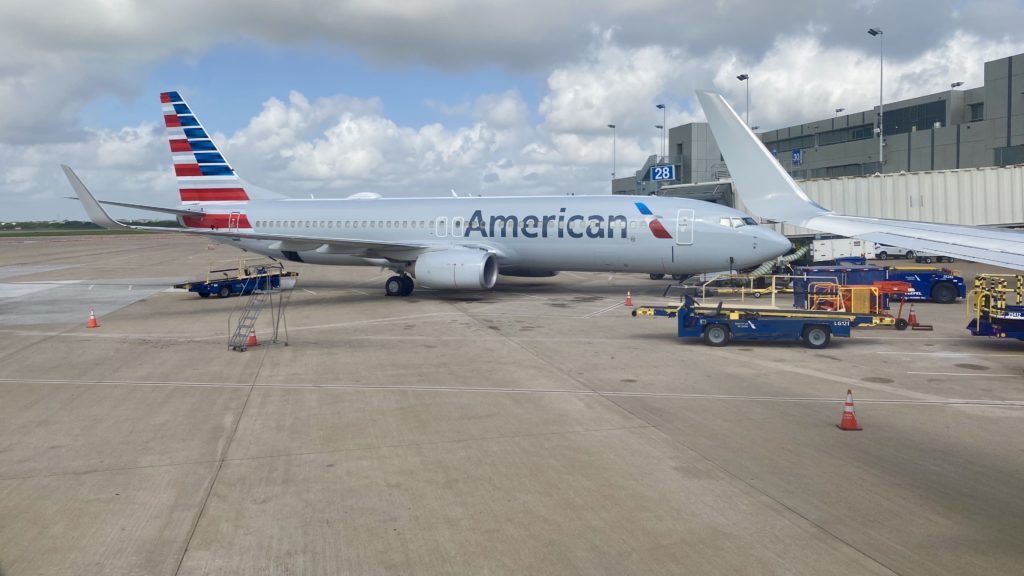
[413,248,498,290]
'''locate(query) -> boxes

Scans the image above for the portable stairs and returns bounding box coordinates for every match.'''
[227,271,293,351]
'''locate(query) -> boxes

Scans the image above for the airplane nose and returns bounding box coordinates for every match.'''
[763,229,792,257]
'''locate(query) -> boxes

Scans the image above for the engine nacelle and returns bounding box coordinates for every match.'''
[413,248,498,290]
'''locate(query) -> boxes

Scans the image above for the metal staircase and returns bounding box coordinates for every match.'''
[228,277,268,351]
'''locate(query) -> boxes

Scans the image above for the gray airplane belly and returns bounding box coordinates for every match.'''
[508,237,663,273]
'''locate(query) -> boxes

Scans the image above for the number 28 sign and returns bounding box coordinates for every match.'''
[650,165,676,181]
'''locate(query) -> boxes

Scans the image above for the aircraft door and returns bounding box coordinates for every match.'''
[675,209,694,245]
[228,212,241,231]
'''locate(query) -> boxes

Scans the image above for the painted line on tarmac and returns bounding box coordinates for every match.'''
[3,377,1022,408]
[877,351,1021,358]
[584,302,623,318]
[907,371,1021,378]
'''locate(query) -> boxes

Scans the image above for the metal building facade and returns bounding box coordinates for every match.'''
[735,164,1024,236]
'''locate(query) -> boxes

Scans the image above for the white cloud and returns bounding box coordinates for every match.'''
[3,2,1024,218]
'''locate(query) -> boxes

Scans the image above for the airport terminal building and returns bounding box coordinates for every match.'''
[613,51,1024,197]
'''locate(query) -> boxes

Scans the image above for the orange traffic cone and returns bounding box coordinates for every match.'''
[247,329,259,347]
[907,304,919,327]
[625,291,633,307]
[87,307,99,329]
[837,389,862,431]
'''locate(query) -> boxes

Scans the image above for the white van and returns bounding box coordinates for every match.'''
[873,244,915,260]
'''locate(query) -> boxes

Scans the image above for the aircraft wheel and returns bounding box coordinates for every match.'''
[399,275,415,296]
[385,276,404,297]
[649,273,665,280]
[802,325,831,349]
[702,324,730,347]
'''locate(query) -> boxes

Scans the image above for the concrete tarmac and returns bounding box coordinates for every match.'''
[0,234,1022,575]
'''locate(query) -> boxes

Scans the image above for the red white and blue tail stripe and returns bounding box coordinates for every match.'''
[161,91,249,205]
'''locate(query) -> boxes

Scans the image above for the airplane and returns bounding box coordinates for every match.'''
[697,91,1024,271]
[63,90,792,296]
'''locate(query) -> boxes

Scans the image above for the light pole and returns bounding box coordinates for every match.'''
[951,81,964,89]
[607,124,616,180]
[868,28,884,166]
[835,107,845,117]
[656,103,666,159]
[737,74,750,127]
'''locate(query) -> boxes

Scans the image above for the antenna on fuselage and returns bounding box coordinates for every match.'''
[451,189,459,198]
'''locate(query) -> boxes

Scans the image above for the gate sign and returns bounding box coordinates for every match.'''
[791,148,802,166]
[650,164,676,181]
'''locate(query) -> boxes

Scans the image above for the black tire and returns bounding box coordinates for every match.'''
[895,318,909,330]
[931,282,958,304]
[877,251,888,260]
[672,274,686,281]
[649,273,665,280]
[905,250,915,259]
[703,324,730,347]
[218,285,231,298]
[802,325,831,349]
[198,292,210,298]
[399,276,415,296]
[385,276,404,297]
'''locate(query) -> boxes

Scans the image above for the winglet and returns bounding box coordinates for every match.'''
[61,165,129,230]
[696,91,829,226]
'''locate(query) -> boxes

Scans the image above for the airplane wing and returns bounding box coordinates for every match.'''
[696,91,1024,271]
[62,165,427,257]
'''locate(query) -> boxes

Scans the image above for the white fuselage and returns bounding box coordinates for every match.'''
[193,195,791,275]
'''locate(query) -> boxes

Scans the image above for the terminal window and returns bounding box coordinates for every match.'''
[883,100,946,136]
[969,103,984,122]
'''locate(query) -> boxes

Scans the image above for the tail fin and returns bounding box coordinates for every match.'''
[160,91,249,204]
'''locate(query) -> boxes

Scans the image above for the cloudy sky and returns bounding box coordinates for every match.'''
[3,0,1023,220]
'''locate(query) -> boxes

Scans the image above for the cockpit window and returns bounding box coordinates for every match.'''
[718,216,760,228]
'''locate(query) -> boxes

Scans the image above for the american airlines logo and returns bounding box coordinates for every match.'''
[635,202,673,239]
[463,203,673,240]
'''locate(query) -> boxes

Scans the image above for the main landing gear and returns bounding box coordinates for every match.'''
[385,274,415,297]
